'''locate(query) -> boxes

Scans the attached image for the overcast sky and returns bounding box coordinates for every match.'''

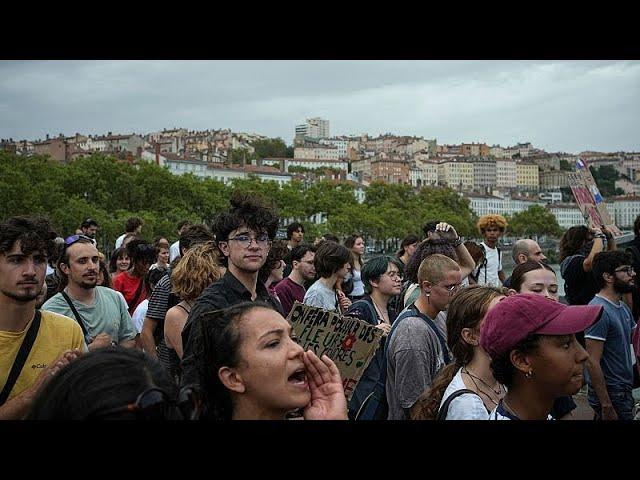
[1,60,638,154]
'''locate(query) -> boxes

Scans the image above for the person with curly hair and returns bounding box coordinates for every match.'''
[475,214,508,287]
[0,216,84,420]
[162,242,223,383]
[180,193,282,390]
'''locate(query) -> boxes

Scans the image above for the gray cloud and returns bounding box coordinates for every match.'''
[0,60,638,153]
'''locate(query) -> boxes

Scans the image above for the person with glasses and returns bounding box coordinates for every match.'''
[346,255,404,419]
[385,254,461,419]
[191,302,347,420]
[585,251,637,420]
[27,347,184,420]
[180,194,282,391]
[402,222,476,311]
[410,285,508,420]
[274,244,317,318]
[0,216,84,420]
[43,235,137,351]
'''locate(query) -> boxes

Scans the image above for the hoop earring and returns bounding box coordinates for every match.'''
[525,370,533,379]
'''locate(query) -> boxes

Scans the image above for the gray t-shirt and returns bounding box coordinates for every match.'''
[42,286,137,344]
[303,280,339,312]
[386,306,449,420]
[585,294,636,393]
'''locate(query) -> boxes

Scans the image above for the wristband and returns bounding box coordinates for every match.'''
[452,237,463,247]
[594,233,606,240]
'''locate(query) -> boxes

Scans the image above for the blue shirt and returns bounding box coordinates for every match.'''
[585,295,636,391]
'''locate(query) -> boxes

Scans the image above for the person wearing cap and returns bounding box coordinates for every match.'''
[480,293,603,420]
[80,218,99,240]
[585,251,637,420]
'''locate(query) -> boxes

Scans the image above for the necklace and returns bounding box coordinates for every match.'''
[463,366,503,395]
[465,373,500,408]
[371,297,389,324]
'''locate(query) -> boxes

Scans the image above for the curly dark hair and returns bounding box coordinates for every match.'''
[0,216,58,259]
[592,250,633,290]
[489,334,541,388]
[257,240,289,286]
[405,239,459,284]
[193,302,272,420]
[559,225,590,262]
[214,193,279,242]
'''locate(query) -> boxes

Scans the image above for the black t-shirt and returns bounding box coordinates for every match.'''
[562,255,599,305]
[180,271,284,388]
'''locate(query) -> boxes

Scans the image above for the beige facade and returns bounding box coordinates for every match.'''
[437,161,474,190]
[496,160,517,188]
[516,162,540,190]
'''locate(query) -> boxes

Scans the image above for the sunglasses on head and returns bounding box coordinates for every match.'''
[64,234,94,246]
[91,387,183,420]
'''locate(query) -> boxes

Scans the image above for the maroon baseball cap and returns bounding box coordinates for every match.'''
[480,293,603,358]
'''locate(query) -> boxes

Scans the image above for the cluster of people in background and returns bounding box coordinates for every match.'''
[2,197,639,422]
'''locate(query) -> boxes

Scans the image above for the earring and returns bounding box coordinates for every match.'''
[525,370,533,379]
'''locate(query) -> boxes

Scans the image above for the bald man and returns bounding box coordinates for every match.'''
[503,239,547,288]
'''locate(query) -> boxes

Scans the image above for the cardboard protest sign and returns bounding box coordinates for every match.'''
[568,158,622,236]
[287,301,384,401]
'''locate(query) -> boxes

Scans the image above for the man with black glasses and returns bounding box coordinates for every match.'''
[0,216,84,419]
[180,194,283,389]
[43,235,136,350]
[385,254,461,420]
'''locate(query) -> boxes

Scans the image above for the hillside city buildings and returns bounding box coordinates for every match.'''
[2,116,640,230]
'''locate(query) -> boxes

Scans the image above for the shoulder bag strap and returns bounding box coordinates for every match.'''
[436,388,479,420]
[60,291,88,336]
[0,311,42,406]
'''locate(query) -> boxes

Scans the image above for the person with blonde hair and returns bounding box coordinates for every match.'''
[410,285,508,420]
[161,242,223,382]
[385,253,462,419]
[475,214,508,287]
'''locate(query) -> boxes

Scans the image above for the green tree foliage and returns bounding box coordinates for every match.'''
[507,205,563,238]
[589,164,623,197]
[251,138,288,158]
[559,159,573,171]
[2,151,557,255]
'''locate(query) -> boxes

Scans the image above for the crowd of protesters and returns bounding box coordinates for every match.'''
[2,198,640,421]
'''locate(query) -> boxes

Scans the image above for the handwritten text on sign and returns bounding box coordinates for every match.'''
[287,302,384,401]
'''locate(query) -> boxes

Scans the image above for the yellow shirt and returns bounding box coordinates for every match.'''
[0,310,85,401]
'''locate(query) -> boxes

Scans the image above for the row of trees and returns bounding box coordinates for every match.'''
[0,152,564,254]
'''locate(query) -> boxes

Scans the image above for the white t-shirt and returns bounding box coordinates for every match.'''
[477,242,502,287]
[115,233,126,249]
[131,299,148,334]
[169,240,180,262]
[439,368,490,420]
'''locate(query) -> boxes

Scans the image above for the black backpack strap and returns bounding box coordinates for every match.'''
[60,291,88,336]
[349,300,379,325]
[0,311,42,406]
[436,388,479,420]
[408,304,451,365]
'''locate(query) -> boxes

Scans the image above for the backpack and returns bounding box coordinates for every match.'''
[436,389,481,420]
[354,304,452,420]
